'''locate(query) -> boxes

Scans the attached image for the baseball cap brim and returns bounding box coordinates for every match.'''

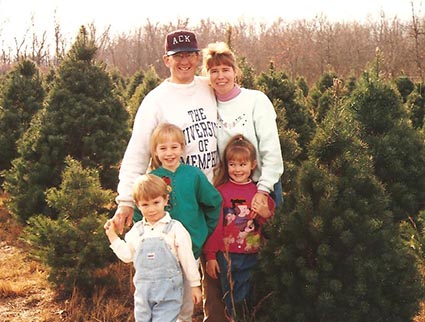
[167,48,200,56]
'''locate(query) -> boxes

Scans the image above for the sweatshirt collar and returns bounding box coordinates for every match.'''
[216,85,241,102]
[229,178,252,185]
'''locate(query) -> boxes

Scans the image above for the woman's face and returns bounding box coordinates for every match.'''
[208,64,235,95]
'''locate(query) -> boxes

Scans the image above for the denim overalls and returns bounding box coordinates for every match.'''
[133,219,183,322]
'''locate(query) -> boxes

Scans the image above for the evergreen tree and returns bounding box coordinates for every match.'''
[350,74,425,221]
[406,82,425,129]
[306,73,333,121]
[257,102,423,322]
[256,62,315,159]
[109,68,128,101]
[401,209,425,267]
[238,56,256,90]
[393,75,414,103]
[306,72,349,124]
[127,64,160,126]
[274,100,302,201]
[3,26,130,222]
[345,75,357,95]
[22,157,115,295]
[296,76,309,98]
[126,69,145,100]
[0,60,44,178]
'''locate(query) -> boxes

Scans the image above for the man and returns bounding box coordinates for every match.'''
[112,29,225,322]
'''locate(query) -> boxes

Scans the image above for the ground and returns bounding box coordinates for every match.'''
[1,195,424,322]
[0,196,204,322]
[0,197,65,322]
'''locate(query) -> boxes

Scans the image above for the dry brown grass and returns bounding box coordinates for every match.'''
[4,191,422,321]
[61,265,135,322]
[0,193,204,321]
[416,303,425,322]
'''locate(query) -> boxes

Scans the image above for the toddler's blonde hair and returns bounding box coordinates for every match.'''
[132,174,168,202]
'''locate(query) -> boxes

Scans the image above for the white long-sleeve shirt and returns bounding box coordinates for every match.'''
[116,76,218,207]
[216,88,284,193]
[110,213,201,287]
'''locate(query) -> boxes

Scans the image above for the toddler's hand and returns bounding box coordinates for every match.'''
[191,286,202,304]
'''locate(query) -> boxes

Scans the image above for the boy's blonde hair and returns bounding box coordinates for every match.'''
[132,174,168,202]
[150,123,185,169]
[202,41,241,79]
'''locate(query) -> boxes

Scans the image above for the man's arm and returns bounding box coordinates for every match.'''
[113,93,159,232]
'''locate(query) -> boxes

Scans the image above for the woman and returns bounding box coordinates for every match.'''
[202,42,284,207]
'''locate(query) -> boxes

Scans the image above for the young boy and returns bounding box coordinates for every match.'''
[104,174,202,322]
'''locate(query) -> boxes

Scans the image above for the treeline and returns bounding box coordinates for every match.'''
[1,7,425,85]
[1,24,425,321]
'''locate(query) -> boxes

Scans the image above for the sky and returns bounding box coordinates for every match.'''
[0,0,422,49]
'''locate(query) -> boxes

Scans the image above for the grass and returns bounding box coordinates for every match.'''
[1,192,423,321]
[0,193,204,321]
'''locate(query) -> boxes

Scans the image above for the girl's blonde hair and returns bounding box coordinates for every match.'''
[213,134,257,187]
[202,41,241,79]
[132,174,168,202]
[150,123,185,169]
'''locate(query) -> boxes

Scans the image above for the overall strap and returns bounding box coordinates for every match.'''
[137,222,145,237]
[162,219,176,234]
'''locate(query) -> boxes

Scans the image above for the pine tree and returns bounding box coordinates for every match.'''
[306,72,355,125]
[237,56,256,90]
[350,74,425,221]
[393,75,414,103]
[256,101,423,322]
[22,157,115,295]
[0,60,44,178]
[3,26,130,222]
[127,64,160,126]
[306,72,336,123]
[256,62,315,159]
[295,76,309,98]
[406,82,425,129]
[126,69,145,100]
[274,101,302,201]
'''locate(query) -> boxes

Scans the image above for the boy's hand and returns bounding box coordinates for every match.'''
[191,286,202,304]
[104,219,118,242]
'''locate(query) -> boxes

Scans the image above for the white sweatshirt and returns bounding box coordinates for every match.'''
[216,88,284,193]
[116,76,218,207]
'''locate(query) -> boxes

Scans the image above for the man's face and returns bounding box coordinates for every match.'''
[163,51,201,84]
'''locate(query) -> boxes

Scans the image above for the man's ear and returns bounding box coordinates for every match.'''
[163,55,170,67]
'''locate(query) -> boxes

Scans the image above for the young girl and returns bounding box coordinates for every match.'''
[148,122,222,321]
[202,41,284,207]
[104,174,202,322]
[203,134,275,321]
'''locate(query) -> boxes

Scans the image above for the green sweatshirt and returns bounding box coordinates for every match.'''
[134,163,222,259]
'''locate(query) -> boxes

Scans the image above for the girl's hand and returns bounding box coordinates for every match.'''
[206,259,220,279]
